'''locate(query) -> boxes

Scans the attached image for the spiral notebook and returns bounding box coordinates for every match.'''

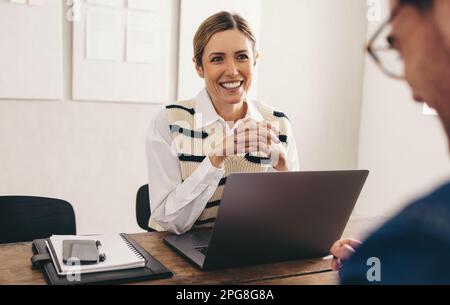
[47,234,146,276]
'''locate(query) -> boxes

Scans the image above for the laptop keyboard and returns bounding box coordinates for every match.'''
[196,246,208,255]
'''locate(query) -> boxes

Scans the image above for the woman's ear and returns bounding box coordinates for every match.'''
[253,50,260,67]
[193,58,205,78]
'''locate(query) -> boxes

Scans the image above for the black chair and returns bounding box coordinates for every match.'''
[0,196,76,244]
[136,185,153,232]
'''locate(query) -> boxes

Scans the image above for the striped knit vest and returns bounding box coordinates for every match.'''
[149,99,291,231]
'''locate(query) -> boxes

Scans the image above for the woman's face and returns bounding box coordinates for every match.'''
[196,29,256,107]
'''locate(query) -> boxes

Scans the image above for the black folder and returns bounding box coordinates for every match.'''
[31,233,173,285]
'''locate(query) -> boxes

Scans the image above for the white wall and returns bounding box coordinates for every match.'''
[258,0,368,170]
[355,0,450,217]
[0,1,180,235]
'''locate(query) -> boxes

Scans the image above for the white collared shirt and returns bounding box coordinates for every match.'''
[146,89,300,235]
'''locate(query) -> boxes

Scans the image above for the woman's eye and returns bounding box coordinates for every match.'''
[211,57,223,63]
[237,54,249,61]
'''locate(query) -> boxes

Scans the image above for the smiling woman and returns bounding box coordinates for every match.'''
[194,28,255,122]
[192,12,257,119]
[145,11,300,235]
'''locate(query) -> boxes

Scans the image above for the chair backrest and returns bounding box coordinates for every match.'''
[0,196,76,244]
[136,185,151,231]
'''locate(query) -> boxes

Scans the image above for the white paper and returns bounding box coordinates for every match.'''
[47,235,145,276]
[126,12,160,64]
[86,9,123,61]
[128,0,159,11]
[28,0,46,6]
[10,0,27,4]
[86,0,122,7]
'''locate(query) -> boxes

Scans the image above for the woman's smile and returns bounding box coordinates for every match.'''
[219,80,244,90]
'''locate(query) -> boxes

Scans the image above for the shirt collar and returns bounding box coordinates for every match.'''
[194,88,264,130]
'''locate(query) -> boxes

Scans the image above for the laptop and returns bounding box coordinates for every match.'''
[164,170,369,270]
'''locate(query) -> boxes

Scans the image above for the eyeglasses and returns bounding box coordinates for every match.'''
[366,6,405,80]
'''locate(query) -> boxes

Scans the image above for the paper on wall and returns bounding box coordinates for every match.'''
[126,11,160,64]
[127,0,159,11]
[86,0,122,7]
[86,8,123,61]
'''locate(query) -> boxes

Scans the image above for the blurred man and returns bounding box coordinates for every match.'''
[331,0,450,284]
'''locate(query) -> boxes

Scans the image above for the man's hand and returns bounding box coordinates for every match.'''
[329,238,362,271]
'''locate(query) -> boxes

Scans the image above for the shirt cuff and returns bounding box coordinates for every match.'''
[201,155,226,182]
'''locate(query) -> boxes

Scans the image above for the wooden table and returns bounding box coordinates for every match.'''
[0,217,384,285]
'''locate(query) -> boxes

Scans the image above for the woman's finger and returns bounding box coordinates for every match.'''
[234,132,273,146]
[234,140,272,156]
[235,141,263,155]
[235,118,258,131]
[260,121,280,137]
[267,128,282,144]
[234,127,280,145]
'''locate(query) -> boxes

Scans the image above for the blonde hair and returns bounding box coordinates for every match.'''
[193,11,257,67]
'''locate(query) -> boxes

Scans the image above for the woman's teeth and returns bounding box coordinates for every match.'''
[220,81,242,89]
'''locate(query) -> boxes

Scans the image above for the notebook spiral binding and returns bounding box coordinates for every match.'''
[120,235,145,261]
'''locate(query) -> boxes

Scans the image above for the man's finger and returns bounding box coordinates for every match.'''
[331,258,341,271]
[338,239,363,249]
[331,244,356,261]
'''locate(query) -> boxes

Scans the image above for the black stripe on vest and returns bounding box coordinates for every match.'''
[218,177,227,186]
[166,105,196,115]
[206,200,221,209]
[178,154,206,163]
[279,135,288,144]
[273,111,289,120]
[195,218,216,226]
[170,125,209,139]
[245,153,271,165]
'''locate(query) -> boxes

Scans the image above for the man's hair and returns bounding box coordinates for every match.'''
[399,0,433,10]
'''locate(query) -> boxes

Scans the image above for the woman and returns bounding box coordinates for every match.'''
[146,11,300,235]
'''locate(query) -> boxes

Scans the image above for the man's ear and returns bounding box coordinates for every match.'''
[193,58,205,78]
[434,0,450,51]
